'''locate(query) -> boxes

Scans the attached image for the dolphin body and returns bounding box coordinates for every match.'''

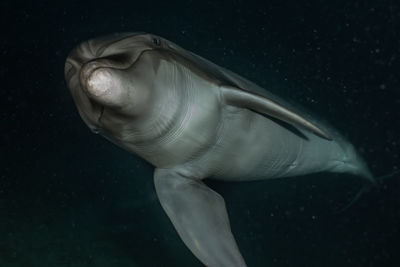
[65,33,373,267]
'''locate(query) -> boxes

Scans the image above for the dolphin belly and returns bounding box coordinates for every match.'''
[210,107,372,182]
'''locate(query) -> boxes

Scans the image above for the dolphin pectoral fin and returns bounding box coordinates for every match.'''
[154,168,247,267]
[220,85,332,140]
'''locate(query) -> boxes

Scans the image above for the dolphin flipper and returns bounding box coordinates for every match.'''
[220,85,332,140]
[154,168,247,267]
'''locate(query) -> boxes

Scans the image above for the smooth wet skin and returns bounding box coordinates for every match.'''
[65,32,373,267]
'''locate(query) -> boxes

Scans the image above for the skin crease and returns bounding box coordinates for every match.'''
[65,32,374,267]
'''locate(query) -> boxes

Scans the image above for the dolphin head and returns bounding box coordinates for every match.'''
[64,32,170,134]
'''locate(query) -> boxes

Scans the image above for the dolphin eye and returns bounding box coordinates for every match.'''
[152,37,161,46]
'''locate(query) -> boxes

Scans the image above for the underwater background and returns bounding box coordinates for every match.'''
[1,0,399,266]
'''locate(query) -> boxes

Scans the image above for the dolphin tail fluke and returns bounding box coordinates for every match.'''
[337,142,375,184]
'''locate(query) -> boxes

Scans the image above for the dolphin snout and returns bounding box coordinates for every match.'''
[86,68,114,98]
[80,63,125,107]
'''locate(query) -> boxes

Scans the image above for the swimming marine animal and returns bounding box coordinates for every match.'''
[64,32,374,267]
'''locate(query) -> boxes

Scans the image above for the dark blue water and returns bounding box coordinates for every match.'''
[1,0,399,266]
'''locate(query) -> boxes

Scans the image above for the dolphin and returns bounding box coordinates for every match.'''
[64,32,374,267]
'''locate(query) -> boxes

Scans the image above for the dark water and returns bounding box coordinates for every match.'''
[1,0,399,266]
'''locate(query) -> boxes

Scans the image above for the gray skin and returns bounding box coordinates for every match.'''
[65,32,374,267]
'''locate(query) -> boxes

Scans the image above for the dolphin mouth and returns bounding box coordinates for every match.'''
[77,48,155,134]
[91,105,105,134]
[98,105,105,123]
